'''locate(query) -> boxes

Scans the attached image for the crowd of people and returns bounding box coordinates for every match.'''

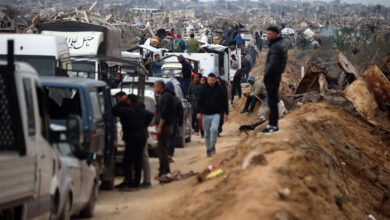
[112,25,288,191]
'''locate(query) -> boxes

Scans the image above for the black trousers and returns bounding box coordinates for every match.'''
[244,96,258,112]
[231,84,242,102]
[157,125,172,176]
[192,107,199,132]
[218,112,224,134]
[123,138,146,188]
[265,78,281,127]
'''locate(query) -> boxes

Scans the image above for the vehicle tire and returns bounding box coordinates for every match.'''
[185,128,192,143]
[176,127,185,148]
[80,183,97,218]
[59,194,72,220]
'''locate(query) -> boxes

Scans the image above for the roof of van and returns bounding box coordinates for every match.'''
[0,34,68,59]
[41,77,107,88]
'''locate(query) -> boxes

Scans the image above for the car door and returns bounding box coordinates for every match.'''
[173,82,192,139]
[56,143,82,209]
[23,78,53,215]
[88,89,105,155]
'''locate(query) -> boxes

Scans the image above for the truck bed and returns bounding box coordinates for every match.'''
[0,155,37,209]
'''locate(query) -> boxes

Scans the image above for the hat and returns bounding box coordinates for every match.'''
[165,81,176,95]
[248,75,256,82]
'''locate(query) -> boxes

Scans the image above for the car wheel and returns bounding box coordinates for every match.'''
[80,183,97,218]
[59,194,72,220]
[101,153,116,190]
[175,127,185,148]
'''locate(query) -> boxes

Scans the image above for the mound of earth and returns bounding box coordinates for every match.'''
[162,101,390,220]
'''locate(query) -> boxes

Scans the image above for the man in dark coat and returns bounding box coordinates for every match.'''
[165,81,184,161]
[112,93,153,190]
[178,55,192,96]
[261,26,288,134]
[231,69,243,104]
[154,80,175,176]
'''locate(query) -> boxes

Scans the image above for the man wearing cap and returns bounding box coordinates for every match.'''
[241,75,267,115]
[261,26,288,134]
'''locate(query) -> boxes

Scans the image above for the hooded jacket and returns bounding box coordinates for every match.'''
[264,37,288,86]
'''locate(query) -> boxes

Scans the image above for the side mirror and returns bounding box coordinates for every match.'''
[49,116,81,145]
[66,115,81,147]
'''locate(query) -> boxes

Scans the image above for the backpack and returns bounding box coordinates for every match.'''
[173,39,183,52]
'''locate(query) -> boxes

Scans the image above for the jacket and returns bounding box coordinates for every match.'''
[264,37,288,86]
[180,60,192,79]
[198,83,229,115]
[155,89,175,126]
[249,80,267,97]
[112,102,153,142]
[151,60,163,76]
[232,70,242,87]
[187,38,200,53]
[171,38,186,52]
[235,35,243,44]
[187,81,201,107]
[166,82,184,126]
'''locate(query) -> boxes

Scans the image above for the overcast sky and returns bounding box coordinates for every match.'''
[303,0,390,6]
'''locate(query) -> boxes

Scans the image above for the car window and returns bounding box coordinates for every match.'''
[89,91,103,121]
[45,87,82,119]
[36,82,50,141]
[23,78,35,136]
[174,84,184,99]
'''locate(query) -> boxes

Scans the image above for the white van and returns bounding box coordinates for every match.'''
[0,34,72,77]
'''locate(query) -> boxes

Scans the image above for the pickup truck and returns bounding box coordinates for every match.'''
[0,40,80,219]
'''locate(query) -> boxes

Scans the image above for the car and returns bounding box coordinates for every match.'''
[41,77,117,190]
[55,140,98,219]
[0,42,77,219]
[111,76,192,161]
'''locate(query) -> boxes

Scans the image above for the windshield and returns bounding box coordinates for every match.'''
[71,60,96,78]
[0,55,55,76]
[120,82,155,93]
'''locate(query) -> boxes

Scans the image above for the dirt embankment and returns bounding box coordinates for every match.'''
[160,51,390,220]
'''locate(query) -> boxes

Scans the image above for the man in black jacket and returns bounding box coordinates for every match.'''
[178,55,192,96]
[197,74,229,157]
[112,93,153,190]
[154,80,175,176]
[261,26,288,134]
[165,81,184,161]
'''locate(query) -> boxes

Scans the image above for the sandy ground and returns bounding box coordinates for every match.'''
[79,50,390,220]
[86,123,240,220]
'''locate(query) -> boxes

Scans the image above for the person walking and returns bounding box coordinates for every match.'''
[197,74,228,157]
[112,93,153,190]
[187,33,200,53]
[172,34,186,52]
[261,26,288,134]
[241,55,251,83]
[166,82,184,162]
[198,76,207,137]
[241,75,267,115]
[151,54,163,76]
[178,55,192,96]
[154,80,175,176]
[188,73,202,133]
[216,77,228,136]
[231,68,243,104]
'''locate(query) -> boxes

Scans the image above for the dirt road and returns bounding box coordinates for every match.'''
[89,122,240,220]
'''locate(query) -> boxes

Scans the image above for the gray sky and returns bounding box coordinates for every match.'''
[302,0,390,7]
